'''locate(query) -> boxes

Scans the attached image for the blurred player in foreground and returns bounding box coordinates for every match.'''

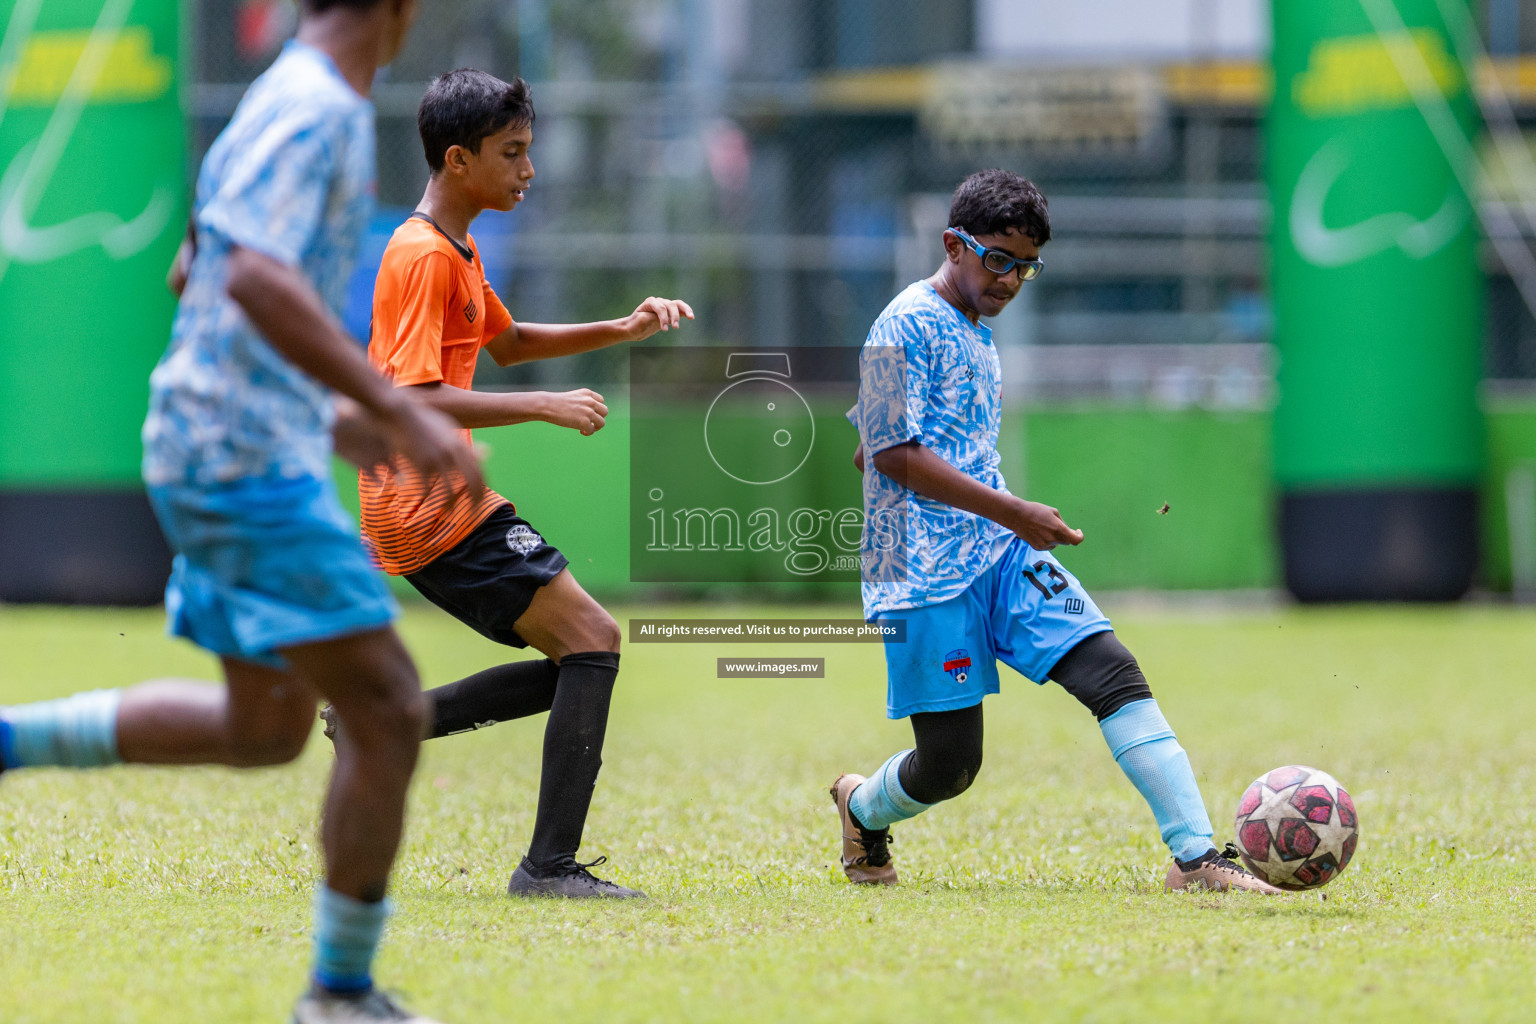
[1,2,474,1020]
[335,68,691,898]
[835,169,1279,895]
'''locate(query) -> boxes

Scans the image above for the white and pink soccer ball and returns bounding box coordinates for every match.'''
[1233,765,1359,891]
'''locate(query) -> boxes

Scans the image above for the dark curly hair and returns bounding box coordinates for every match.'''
[418,68,536,173]
[948,169,1051,245]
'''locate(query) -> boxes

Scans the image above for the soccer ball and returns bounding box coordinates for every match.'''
[1232,765,1358,891]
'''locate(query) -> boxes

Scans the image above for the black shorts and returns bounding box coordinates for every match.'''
[405,506,569,648]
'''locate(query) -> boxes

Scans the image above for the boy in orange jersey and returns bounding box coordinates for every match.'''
[349,68,692,897]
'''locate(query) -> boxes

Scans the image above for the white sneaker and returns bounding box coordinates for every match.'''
[291,988,444,1024]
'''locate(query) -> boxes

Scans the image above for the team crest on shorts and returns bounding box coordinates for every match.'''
[505,524,543,555]
[942,649,971,684]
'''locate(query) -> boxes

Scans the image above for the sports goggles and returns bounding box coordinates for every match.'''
[949,228,1044,281]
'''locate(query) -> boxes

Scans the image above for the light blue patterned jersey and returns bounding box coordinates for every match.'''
[142,41,375,487]
[848,280,1011,618]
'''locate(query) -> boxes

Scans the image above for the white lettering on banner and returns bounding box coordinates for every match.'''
[0,0,175,284]
[1290,137,1467,268]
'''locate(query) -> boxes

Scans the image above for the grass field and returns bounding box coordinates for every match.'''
[4,600,1536,1023]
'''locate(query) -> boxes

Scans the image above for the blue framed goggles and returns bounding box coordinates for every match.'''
[949,228,1044,281]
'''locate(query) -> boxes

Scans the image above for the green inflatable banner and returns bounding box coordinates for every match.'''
[1269,0,1484,600]
[0,0,185,602]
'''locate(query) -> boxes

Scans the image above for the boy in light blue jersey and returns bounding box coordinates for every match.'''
[1,3,479,1021]
[833,169,1278,894]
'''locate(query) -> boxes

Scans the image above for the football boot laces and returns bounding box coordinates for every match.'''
[1213,841,1268,881]
[855,826,894,868]
[546,854,633,893]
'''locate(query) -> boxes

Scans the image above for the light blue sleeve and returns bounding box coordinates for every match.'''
[198,105,341,267]
[857,314,931,457]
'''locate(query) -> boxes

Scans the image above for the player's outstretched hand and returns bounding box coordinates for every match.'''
[380,395,484,504]
[1007,499,1084,550]
[624,296,695,340]
[543,388,609,436]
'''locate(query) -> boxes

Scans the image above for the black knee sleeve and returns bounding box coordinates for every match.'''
[1046,631,1153,721]
[900,703,984,804]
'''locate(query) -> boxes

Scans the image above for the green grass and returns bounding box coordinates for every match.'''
[3,601,1536,1022]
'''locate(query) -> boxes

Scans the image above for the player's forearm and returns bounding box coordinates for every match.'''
[492,320,633,366]
[404,381,556,429]
[871,441,1084,548]
[226,246,407,420]
[331,396,390,469]
[871,443,1020,525]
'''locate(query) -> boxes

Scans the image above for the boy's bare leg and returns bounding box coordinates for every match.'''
[110,628,423,900]
[511,568,621,660]
[114,661,318,767]
[0,626,430,1006]
[3,660,318,772]
[282,627,424,901]
[264,626,432,1018]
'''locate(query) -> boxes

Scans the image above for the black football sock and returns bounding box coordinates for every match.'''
[424,659,560,739]
[524,651,619,873]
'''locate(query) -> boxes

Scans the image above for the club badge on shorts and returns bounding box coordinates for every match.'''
[505,523,543,555]
[943,648,971,684]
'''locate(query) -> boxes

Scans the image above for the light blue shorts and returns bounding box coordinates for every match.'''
[147,471,397,668]
[875,536,1112,718]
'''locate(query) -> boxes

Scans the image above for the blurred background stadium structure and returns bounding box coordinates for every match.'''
[14,0,1536,600]
[191,0,1536,596]
[194,0,1280,405]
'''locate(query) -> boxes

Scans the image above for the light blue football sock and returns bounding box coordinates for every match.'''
[311,884,389,994]
[1100,699,1215,863]
[0,690,122,769]
[848,750,932,830]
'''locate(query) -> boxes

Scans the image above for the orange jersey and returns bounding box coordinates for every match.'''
[360,214,514,575]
